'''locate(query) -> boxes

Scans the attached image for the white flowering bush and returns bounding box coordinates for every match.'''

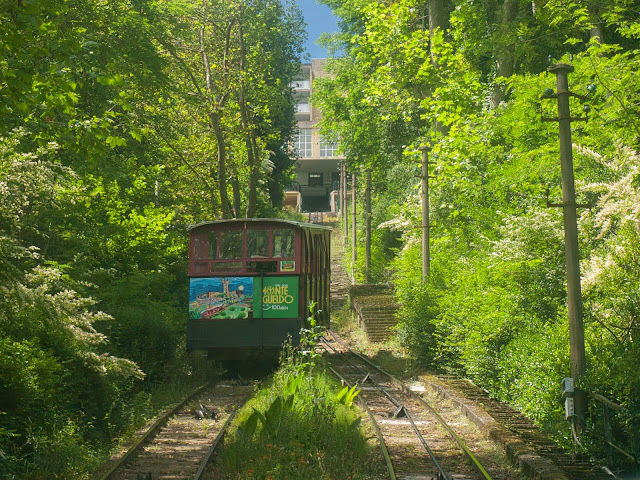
[0,131,144,479]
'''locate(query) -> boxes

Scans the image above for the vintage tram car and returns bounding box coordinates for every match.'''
[187,219,331,360]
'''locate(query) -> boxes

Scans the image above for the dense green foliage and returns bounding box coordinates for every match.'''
[0,0,304,478]
[316,0,640,467]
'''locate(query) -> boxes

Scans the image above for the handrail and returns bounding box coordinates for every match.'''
[588,391,636,471]
[590,392,623,413]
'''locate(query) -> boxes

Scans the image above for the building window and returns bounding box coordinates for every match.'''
[294,128,312,157]
[320,138,338,157]
[308,172,323,187]
[291,80,310,89]
[295,103,310,113]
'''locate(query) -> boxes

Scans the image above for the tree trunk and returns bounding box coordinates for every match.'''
[428,0,450,36]
[228,154,241,217]
[210,112,232,218]
[245,136,261,218]
[428,0,451,135]
[237,22,261,218]
[428,0,450,66]
[589,4,603,44]
[490,0,517,108]
[238,81,259,217]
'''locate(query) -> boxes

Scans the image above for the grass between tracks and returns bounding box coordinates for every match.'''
[220,317,382,480]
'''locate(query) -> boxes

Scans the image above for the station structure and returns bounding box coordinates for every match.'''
[286,59,344,213]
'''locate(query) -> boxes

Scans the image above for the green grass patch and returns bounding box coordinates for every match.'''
[221,319,380,480]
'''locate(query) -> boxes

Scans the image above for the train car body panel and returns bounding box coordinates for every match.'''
[186,219,331,360]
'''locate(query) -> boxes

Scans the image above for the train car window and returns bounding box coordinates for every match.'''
[220,231,243,259]
[210,262,243,273]
[273,229,295,258]
[247,230,269,258]
[208,231,218,259]
[193,233,209,259]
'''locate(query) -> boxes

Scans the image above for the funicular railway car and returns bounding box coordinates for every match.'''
[187,219,331,360]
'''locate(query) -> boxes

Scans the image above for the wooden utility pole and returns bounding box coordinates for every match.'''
[546,63,587,424]
[352,171,357,268]
[365,169,372,284]
[341,163,348,246]
[418,145,431,283]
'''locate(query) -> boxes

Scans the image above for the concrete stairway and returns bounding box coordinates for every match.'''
[328,225,398,343]
[350,284,399,343]
[330,237,351,312]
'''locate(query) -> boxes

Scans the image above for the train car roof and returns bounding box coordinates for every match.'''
[187,218,332,232]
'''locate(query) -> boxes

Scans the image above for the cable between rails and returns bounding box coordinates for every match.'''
[327,364,397,480]
[324,337,449,479]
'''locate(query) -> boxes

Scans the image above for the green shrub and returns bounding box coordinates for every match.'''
[92,271,185,383]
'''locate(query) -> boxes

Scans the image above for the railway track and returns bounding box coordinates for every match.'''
[94,381,252,480]
[424,375,616,480]
[321,332,525,480]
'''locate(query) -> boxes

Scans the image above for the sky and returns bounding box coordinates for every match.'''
[295,0,339,60]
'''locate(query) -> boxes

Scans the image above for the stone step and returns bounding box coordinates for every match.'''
[362,322,397,328]
[354,306,398,314]
[357,311,396,317]
[364,324,396,331]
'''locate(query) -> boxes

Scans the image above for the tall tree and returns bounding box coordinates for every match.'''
[147,0,304,219]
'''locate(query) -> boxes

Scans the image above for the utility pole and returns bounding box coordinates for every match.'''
[418,145,431,283]
[543,63,588,426]
[365,169,372,284]
[341,163,348,247]
[352,171,357,270]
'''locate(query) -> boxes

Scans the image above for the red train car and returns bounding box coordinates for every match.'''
[187,219,331,360]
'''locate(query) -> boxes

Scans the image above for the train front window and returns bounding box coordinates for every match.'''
[209,232,218,258]
[194,233,209,259]
[220,231,243,259]
[247,230,269,258]
[273,229,295,258]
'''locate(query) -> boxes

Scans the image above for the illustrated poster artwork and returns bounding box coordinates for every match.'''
[189,277,254,320]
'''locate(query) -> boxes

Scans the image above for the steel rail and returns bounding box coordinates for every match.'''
[328,365,397,480]
[93,383,210,480]
[193,392,251,480]
[323,337,450,480]
[328,332,494,480]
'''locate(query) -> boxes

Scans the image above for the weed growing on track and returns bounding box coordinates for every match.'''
[221,308,378,480]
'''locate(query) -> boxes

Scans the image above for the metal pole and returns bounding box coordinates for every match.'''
[365,169,372,284]
[549,63,587,422]
[418,145,431,283]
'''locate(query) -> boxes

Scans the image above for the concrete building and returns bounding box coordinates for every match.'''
[288,59,344,212]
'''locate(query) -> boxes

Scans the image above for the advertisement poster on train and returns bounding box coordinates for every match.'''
[280,260,295,272]
[253,276,299,318]
[189,277,254,320]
